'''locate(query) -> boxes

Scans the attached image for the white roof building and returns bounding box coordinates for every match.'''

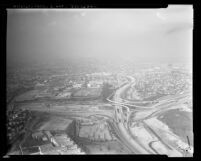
[73,84,82,88]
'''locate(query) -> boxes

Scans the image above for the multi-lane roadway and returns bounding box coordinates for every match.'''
[9,74,192,156]
[107,75,192,156]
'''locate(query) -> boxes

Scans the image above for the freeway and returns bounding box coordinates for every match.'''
[129,97,191,122]
[17,103,139,154]
[18,103,114,119]
[9,73,191,155]
[107,75,191,156]
[111,79,150,154]
[148,141,159,154]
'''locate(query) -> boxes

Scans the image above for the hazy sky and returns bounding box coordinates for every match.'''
[7,6,193,66]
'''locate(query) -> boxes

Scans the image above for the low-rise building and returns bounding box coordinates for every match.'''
[21,146,40,155]
[73,83,82,88]
[32,131,44,139]
[44,131,59,147]
[56,91,72,98]
[40,143,62,154]
[87,80,103,88]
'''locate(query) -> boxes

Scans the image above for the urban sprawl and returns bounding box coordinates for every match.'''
[6,59,192,156]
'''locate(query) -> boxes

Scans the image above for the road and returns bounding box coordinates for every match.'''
[107,75,191,156]
[112,85,150,154]
[9,74,191,156]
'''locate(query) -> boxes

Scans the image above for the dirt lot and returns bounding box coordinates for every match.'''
[15,90,40,101]
[83,141,130,154]
[73,88,101,97]
[158,109,193,146]
[29,111,73,132]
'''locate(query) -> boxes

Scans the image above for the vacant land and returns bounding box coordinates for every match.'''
[73,88,101,97]
[98,105,114,111]
[83,141,130,154]
[31,114,73,131]
[158,109,193,146]
[15,90,40,101]
[78,121,115,142]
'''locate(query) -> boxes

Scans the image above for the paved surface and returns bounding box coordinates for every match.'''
[10,75,191,156]
[107,75,190,156]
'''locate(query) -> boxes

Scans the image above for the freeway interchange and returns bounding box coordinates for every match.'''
[107,75,193,156]
[8,75,192,156]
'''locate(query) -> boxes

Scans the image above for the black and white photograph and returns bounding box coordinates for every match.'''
[6,6,193,156]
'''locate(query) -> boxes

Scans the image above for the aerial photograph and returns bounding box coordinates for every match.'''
[6,6,193,156]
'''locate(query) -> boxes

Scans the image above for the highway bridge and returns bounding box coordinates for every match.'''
[106,75,191,156]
